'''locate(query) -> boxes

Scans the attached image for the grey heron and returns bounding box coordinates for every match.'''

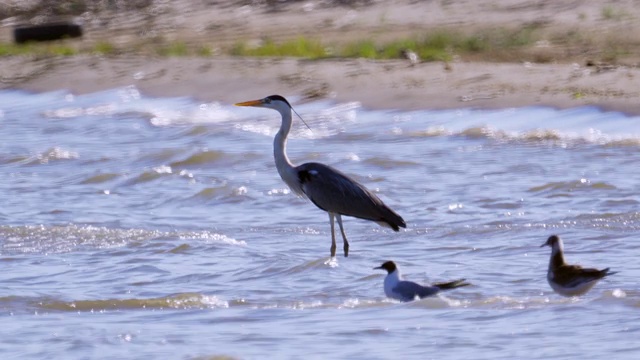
[235,95,406,257]
[375,261,470,302]
[541,235,617,297]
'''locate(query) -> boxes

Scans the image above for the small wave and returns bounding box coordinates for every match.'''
[34,293,229,312]
[528,179,617,195]
[42,103,117,119]
[0,154,30,165]
[477,295,563,309]
[363,157,420,169]
[476,198,524,210]
[404,120,640,147]
[176,231,246,246]
[79,173,121,184]
[0,224,138,254]
[120,168,174,186]
[242,297,388,310]
[182,125,213,136]
[190,186,230,200]
[565,211,640,231]
[604,138,640,147]
[150,101,236,127]
[241,258,330,280]
[134,148,185,164]
[0,224,244,254]
[22,147,79,165]
[283,258,336,275]
[399,295,469,309]
[170,150,225,168]
[183,185,252,204]
[406,126,449,137]
[460,126,565,143]
[167,243,191,253]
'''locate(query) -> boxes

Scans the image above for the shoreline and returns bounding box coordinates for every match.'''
[1,0,640,114]
[2,55,640,115]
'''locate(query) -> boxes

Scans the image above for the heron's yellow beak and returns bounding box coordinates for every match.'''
[234,99,263,107]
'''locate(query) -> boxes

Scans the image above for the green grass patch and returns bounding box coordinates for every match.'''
[92,41,117,55]
[231,37,328,58]
[3,23,636,65]
[156,41,189,57]
[0,42,77,57]
[601,6,615,20]
[341,40,378,58]
[229,27,541,62]
[195,45,213,57]
[601,6,628,21]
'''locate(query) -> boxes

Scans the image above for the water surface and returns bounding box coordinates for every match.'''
[1,88,639,359]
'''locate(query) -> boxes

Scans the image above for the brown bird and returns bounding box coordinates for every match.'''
[541,235,617,297]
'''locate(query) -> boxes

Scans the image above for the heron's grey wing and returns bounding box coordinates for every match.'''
[393,281,439,301]
[297,162,405,230]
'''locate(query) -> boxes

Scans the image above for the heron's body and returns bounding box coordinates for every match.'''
[236,95,405,257]
[375,261,469,302]
[541,235,616,297]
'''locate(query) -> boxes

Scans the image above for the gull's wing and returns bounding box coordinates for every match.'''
[393,281,439,301]
[553,264,611,288]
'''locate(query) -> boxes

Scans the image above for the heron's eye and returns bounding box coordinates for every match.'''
[264,98,271,104]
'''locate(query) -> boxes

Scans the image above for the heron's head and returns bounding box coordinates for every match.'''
[235,95,292,111]
[374,261,397,274]
[541,235,561,248]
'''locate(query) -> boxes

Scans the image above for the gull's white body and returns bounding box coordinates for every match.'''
[376,261,469,302]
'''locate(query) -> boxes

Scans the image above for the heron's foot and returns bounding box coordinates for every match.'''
[343,242,349,257]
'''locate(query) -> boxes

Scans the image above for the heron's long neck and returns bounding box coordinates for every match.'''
[274,109,304,195]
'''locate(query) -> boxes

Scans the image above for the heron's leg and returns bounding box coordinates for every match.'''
[329,213,337,257]
[336,214,349,257]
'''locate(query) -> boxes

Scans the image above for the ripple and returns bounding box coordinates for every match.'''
[170,150,226,168]
[134,148,186,164]
[183,185,253,204]
[33,293,229,312]
[121,168,173,186]
[79,173,121,184]
[566,212,640,230]
[0,154,30,165]
[411,123,640,148]
[406,126,449,137]
[24,147,79,165]
[0,225,244,254]
[528,179,617,195]
[362,157,420,169]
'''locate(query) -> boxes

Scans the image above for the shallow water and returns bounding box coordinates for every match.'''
[1,87,639,359]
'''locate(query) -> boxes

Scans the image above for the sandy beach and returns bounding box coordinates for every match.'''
[1,0,640,113]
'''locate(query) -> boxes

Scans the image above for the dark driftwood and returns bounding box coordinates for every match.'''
[14,22,82,43]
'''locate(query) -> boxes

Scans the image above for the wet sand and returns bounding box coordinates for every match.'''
[1,0,639,113]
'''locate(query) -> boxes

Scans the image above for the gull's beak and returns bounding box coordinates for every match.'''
[540,242,548,248]
[373,266,383,270]
[234,99,263,107]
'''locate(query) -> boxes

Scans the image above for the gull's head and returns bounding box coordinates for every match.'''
[541,235,562,249]
[235,95,292,111]
[374,260,397,274]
